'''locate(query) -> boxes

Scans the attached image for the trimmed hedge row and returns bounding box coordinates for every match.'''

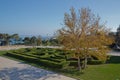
[20,52,45,59]
[69,60,104,67]
[6,52,68,68]
[6,52,40,63]
[20,52,64,63]
[69,61,78,67]
[87,60,105,65]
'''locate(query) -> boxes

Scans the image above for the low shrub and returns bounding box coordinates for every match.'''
[69,61,78,67]
[69,60,105,66]
[87,60,105,65]
[5,52,66,69]
[106,56,120,63]
[38,59,64,68]
[61,60,70,67]
[25,48,32,52]
[55,54,65,59]
[22,53,41,58]
[6,52,39,62]
[34,52,46,56]
[11,48,27,54]
[46,57,65,63]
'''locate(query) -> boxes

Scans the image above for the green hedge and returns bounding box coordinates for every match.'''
[69,60,104,66]
[21,53,42,59]
[87,60,105,65]
[13,48,26,53]
[5,52,67,69]
[69,61,78,67]
[22,53,65,63]
[19,52,50,60]
[38,59,64,68]
[6,52,39,63]
[5,48,70,68]
[35,52,46,56]
[55,54,65,59]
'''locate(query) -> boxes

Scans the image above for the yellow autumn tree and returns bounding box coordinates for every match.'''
[57,7,113,71]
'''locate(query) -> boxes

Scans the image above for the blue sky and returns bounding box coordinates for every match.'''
[0,0,120,36]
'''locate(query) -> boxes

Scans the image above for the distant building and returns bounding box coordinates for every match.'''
[0,39,6,46]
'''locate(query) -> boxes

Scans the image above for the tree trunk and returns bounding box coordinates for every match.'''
[77,57,81,71]
[83,57,87,69]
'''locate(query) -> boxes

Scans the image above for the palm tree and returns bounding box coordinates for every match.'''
[23,37,31,45]
[12,34,19,44]
[3,34,11,45]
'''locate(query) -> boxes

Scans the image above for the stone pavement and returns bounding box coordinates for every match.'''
[0,57,76,80]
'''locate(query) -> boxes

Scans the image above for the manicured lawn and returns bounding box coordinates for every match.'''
[0,48,120,80]
[58,63,120,80]
[78,56,120,80]
[79,64,120,80]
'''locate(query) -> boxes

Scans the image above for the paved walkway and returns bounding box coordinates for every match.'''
[0,57,76,80]
[0,45,61,51]
[107,50,120,56]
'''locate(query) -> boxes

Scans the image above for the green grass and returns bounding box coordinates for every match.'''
[0,50,7,56]
[0,48,120,80]
[79,64,120,80]
[78,56,120,80]
[62,55,120,80]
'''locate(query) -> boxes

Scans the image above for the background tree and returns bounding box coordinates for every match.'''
[36,35,42,46]
[49,38,60,46]
[23,37,31,45]
[0,33,21,45]
[3,33,11,45]
[12,34,19,44]
[30,36,37,46]
[57,7,113,71]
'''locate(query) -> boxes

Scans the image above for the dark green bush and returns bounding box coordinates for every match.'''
[5,48,73,69]
[106,56,120,63]
[25,48,32,52]
[34,52,46,56]
[87,60,105,65]
[61,60,70,67]
[6,52,39,62]
[48,51,54,54]
[55,54,65,59]
[45,57,64,63]
[13,49,25,54]
[69,61,78,67]
[38,59,64,68]
[22,53,41,58]
[5,52,66,69]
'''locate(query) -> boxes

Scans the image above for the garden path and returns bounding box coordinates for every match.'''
[0,57,76,80]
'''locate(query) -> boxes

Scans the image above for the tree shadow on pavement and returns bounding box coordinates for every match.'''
[0,66,62,80]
